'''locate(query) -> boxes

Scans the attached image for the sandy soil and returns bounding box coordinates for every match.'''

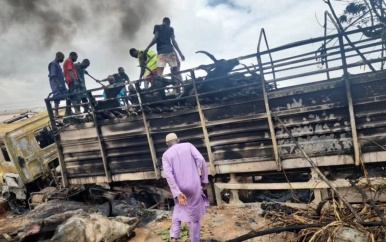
[130,205,294,242]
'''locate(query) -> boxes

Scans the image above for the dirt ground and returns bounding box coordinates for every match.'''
[0,204,295,242]
[131,205,294,242]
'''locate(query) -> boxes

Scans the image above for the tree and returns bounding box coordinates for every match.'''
[318,0,385,71]
[326,0,385,38]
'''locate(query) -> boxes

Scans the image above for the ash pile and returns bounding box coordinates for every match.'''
[0,185,173,242]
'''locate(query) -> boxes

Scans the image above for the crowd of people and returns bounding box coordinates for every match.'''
[48,17,184,117]
[47,17,209,242]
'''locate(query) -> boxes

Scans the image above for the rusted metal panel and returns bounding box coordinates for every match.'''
[89,99,112,183]
[149,110,210,166]
[257,29,281,170]
[53,69,386,182]
[54,69,386,182]
[45,101,69,187]
[192,71,216,175]
[352,78,386,155]
[0,111,58,185]
[139,117,159,178]
[337,30,361,166]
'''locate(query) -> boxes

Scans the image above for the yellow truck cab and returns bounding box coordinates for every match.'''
[0,111,58,201]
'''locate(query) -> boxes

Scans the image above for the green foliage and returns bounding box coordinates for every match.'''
[336,0,385,26]
[339,2,367,23]
[158,224,190,242]
[345,2,367,15]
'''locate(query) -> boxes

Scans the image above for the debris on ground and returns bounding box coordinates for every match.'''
[0,198,153,242]
[1,177,386,242]
[130,205,294,242]
[51,213,139,242]
[229,197,386,242]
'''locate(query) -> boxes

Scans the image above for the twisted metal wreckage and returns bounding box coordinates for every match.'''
[0,21,386,240]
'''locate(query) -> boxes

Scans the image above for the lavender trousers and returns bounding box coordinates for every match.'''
[170,220,200,242]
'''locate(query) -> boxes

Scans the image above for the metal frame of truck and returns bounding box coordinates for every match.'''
[45,25,386,206]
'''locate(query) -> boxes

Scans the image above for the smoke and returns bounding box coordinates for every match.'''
[2,0,78,47]
[0,0,169,110]
[1,0,167,48]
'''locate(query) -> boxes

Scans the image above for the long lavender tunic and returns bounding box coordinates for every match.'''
[162,142,209,222]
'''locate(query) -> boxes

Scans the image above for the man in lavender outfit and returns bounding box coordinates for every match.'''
[162,133,209,242]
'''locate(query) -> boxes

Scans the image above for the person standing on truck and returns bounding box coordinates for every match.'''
[129,48,157,89]
[113,67,130,105]
[144,17,185,90]
[48,52,71,117]
[162,133,209,242]
[63,52,81,114]
[113,67,130,84]
[75,59,90,113]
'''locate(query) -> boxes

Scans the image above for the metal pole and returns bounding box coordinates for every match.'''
[259,29,277,89]
[257,29,281,170]
[324,12,361,166]
[337,33,361,166]
[87,92,112,182]
[323,11,331,80]
[191,70,216,175]
[325,9,376,72]
[45,98,69,187]
[136,91,160,178]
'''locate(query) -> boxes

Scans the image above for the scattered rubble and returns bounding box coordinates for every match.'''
[229,194,386,242]
[0,190,158,242]
[1,183,386,242]
[51,213,139,242]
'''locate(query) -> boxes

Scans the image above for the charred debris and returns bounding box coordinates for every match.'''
[58,50,271,124]
[0,23,385,241]
[0,182,174,242]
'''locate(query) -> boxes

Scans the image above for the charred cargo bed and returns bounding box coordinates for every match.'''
[45,26,386,205]
[49,70,386,181]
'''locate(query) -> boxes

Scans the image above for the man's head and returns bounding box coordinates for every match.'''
[129,48,139,58]
[162,17,171,26]
[107,75,115,84]
[55,52,65,63]
[81,59,90,69]
[166,133,179,147]
[118,67,125,74]
[69,52,78,62]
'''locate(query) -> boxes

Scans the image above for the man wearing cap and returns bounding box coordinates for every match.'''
[162,133,209,242]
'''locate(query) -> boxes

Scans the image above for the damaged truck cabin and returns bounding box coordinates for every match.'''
[0,111,58,201]
[45,26,386,206]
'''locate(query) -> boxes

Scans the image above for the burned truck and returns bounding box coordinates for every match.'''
[0,111,59,210]
[41,25,386,207]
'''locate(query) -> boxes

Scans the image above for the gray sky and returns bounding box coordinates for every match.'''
[0,0,346,111]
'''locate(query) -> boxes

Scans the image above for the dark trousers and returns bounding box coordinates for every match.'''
[67,81,81,114]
